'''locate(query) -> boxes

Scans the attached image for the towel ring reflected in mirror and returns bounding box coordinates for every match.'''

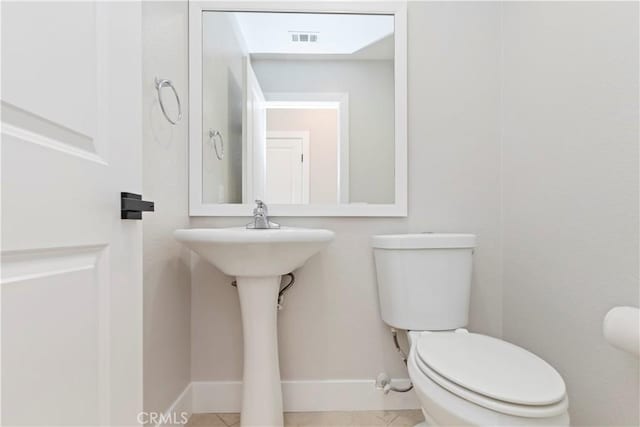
[209,129,224,160]
[155,77,182,125]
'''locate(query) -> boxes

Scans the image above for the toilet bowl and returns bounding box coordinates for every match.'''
[371,233,570,426]
[406,330,569,426]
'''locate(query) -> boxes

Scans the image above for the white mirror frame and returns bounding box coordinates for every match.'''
[189,1,407,217]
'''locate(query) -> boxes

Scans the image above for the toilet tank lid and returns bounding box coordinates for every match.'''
[371,233,476,249]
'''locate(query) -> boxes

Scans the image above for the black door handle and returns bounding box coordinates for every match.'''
[121,192,155,220]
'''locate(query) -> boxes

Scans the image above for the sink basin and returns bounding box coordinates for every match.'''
[174,227,334,277]
[174,226,334,426]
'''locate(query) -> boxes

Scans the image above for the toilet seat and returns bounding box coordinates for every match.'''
[414,332,568,418]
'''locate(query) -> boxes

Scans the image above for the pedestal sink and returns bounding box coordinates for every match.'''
[174,227,334,426]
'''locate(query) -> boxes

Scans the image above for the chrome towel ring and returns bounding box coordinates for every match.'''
[155,77,182,125]
[209,129,224,160]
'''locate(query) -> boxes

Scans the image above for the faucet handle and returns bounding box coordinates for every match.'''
[247,199,280,229]
[254,199,267,215]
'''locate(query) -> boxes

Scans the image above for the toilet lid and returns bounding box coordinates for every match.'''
[416,333,566,406]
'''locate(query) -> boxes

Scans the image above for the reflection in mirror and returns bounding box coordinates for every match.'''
[202,11,395,205]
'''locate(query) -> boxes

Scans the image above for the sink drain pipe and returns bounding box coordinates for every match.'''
[231,272,296,310]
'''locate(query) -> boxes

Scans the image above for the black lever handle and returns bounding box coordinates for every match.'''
[121,192,155,220]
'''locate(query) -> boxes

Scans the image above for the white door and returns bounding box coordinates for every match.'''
[265,133,310,204]
[243,59,266,202]
[1,2,143,426]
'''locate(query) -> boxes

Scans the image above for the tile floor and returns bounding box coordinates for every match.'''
[187,410,424,427]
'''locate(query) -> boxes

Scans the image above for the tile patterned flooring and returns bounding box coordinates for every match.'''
[187,410,424,427]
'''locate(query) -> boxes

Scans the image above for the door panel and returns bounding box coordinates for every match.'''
[1,2,142,426]
[266,138,304,204]
[2,247,107,425]
[1,2,97,138]
[1,1,109,251]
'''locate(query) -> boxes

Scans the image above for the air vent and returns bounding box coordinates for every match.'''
[289,31,319,43]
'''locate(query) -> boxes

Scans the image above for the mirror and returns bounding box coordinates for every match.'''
[190,4,406,216]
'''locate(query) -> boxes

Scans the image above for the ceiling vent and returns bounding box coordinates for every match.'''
[290,32,318,43]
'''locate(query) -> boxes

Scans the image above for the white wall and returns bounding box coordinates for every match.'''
[142,1,191,416]
[190,2,503,404]
[253,59,395,204]
[202,12,246,204]
[501,2,639,425]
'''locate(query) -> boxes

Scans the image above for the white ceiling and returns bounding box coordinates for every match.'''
[231,12,394,55]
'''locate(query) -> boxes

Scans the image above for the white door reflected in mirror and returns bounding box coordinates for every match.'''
[265,132,310,204]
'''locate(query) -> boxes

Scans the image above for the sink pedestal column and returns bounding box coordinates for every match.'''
[235,276,284,427]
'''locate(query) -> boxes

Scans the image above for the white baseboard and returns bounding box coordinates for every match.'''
[190,379,420,414]
[157,383,193,427]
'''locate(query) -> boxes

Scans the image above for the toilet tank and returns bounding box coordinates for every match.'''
[371,233,476,331]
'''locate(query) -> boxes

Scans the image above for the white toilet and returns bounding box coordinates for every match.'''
[372,233,570,426]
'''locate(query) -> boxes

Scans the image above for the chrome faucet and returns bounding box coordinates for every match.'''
[247,200,280,229]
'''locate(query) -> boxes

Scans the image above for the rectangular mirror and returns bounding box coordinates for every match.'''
[189,2,406,216]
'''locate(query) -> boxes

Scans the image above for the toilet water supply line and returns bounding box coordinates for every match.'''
[377,328,414,394]
[229,276,413,393]
[230,272,296,310]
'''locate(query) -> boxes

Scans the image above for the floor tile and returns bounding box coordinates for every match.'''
[387,410,424,426]
[187,413,227,426]
[190,410,424,427]
[284,411,357,426]
[217,413,241,426]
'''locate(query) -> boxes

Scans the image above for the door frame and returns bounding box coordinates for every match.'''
[264,93,348,203]
[266,130,310,203]
[243,57,267,204]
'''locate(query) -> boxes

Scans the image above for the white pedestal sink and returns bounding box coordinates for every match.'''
[174,227,334,426]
